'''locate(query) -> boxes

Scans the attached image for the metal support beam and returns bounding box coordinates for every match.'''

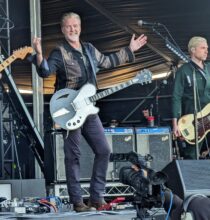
[0,0,9,179]
[0,85,3,178]
[30,0,44,178]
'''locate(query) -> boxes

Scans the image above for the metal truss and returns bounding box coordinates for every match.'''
[0,84,23,179]
[54,182,135,199]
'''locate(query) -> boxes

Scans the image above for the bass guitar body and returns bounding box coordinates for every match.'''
[178,103,210,144]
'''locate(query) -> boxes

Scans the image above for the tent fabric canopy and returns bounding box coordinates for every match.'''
[8,0,210,94]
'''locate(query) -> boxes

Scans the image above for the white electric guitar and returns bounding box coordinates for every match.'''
[50,69,152,130]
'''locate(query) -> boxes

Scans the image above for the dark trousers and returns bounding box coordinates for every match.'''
[63,114,111,204]
[178,136,210,159]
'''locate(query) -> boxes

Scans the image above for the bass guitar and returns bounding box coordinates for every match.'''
[0,46,33,72]
[178,103,210,144]
[50,69,152,130]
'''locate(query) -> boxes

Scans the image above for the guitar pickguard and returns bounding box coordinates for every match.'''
[178,103,210,144]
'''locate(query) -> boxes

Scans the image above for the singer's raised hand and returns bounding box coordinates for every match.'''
[129,34,147,52]
[33,37,42,55]
[33,37,43,66]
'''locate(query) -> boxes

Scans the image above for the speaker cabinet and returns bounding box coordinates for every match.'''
[53,132,65,182]
[104,127,135,180]
[162,160,210,199]
[52,132,94,181]
[135,127,172,171]
[46,128,135,182]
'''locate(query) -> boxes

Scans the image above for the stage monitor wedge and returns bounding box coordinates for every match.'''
[162,160,210,199]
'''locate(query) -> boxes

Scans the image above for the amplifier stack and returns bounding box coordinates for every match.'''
[44,127,172,183]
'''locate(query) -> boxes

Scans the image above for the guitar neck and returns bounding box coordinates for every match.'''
[0,54,16,72]
[89,79,135,102]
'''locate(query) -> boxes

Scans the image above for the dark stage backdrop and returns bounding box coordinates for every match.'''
[97,77,173,127]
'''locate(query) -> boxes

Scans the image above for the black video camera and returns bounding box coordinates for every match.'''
[110,151,167,210]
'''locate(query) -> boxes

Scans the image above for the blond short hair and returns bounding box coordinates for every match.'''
[188,36,207,54]
[60,12,81,27]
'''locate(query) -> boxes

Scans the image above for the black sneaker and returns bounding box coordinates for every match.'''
[74,202,96,212]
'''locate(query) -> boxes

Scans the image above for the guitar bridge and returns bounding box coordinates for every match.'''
[71,102,77,111]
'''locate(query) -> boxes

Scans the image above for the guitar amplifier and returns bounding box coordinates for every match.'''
[45,128,135,182]
[135,127,172,171]
[44,131,66,183]
[104,127,135,180]
[50,132,95,182]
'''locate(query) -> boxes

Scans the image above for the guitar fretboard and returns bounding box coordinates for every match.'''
[89,79,135,102]
[0,55,16,72]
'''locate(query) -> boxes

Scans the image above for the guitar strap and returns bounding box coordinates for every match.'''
[190,60,207,80]
[83,44,98,88]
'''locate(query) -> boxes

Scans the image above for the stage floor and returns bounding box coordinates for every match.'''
[0,209,167,220]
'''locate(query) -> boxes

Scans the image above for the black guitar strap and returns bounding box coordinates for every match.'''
[190,60,207,80]
[83,44,98,88]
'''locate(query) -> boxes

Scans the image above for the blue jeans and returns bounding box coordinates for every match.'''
[63,114,111,204]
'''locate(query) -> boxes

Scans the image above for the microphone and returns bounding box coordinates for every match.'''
[137,20,161,27]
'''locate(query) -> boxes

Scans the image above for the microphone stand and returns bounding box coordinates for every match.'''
[155,80,165,127]
[151,25,199,159]
[192,69,199,159]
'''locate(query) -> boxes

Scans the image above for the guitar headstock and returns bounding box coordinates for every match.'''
[13,46,34,60]
[134,69,152,84]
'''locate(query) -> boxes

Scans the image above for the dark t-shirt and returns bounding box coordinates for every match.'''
[164,192,210,220]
